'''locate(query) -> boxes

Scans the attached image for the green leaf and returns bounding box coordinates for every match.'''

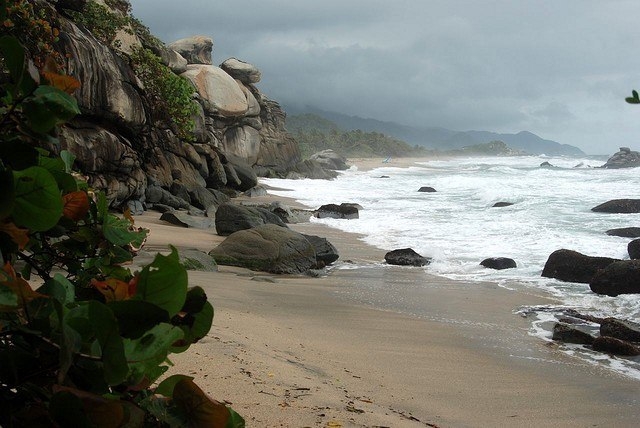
[22,86,81,133]
[39,273,75,304]
[154,374,193,397]
[50,391,93,428]
[135,247,188,318]
[87,301,128,385]
[60,150,76,173]
[12,166,63,231]
[0,36,25,86]
[226,408,246,428]
[103,214,145,246]
[0,284,18,308]
[108,300,170,339]
[0,169,14,221]
[171,287,213,352]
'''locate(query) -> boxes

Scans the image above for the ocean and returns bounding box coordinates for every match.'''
[262,155,640,379]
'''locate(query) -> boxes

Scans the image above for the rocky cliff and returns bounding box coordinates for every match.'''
[31,0,306,210]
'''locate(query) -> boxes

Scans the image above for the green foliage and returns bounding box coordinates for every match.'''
[626,89,640,104]
[130,46,198,141]
[0,36,243,427]
[67,0,130,48]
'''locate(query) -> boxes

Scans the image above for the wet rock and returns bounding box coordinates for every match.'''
[418,186,437,193]
[628,239,640,259]
[600,318,640,342]
[384,248,431,267]
[552,323,595,345]
[605,227,640,238]
[302,234,339,266]
[214,203,287,236]
[590,260,640,296]
[480,257,517,270]
[541,249,619,283]
[315,203,359,219]
[492,202,514,207]
[601,147,640,169]
[244,185,268,197]
[591,199,640,213]
[268,202,311,224]
[592,336,640,356]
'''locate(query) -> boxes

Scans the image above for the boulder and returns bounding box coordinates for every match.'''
[418,186,437,193]
[179,249,218,272]
[168,36,213,65]
[220,57,261,84]
[226,157,258,191]
[601,147,640,169]
[480,257,516,270]
[288,159,339,180]
[244,186,268,198]
[268,202,311,224]
[492,202,514,208]
[160,211,215,229]
[541,249,619,283]
[600,318,640,342]
[126,199,144,216]
[592,336,640,356]
[589,260,640,296]
[315,203,359,219]
[551,323,595,345]
[149,44,188,74]
[628,239,640,259]
[302,234,339,266]
[214,203,287,236]
[223,125,261,164]
[189,184,228,211]
[181,64,248,117]
[605,227,640,238]
[384,248,431,267]
[540,161,554,168]
[309,150,349,171]
[209,224,316,274]
[591,199,640,213]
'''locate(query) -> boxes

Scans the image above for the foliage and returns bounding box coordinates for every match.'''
[626,90,640,105]
[130,46,198,141]
[66,0,130,48]
[0,35,243,427]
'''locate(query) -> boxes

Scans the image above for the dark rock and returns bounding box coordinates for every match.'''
[541,249,619,283]
[563,309,605,324]
[170,182,191,205]
[288,159,339,180]
[492,202,514,208]
[145,185,164,204]
[244,185,268,197]
[215,203,287,236]
[189,184,227,211]
[480,257,517,270]
[628,239,640,259]
[160,211,215,229]
[418,186,437,193]
[540,161,554,168]
[379,175,390,178]
[552,323,595,345]
[384,248,431,267]
[126,199,144,216]
[179,249,218,272]
[589,260,640,296]
[315,203,359,219]
[302,234,339,266]
[601,147,640,169]
[591,199,640,213]
[600,318,640,342]
[269,202,311,224]
[592,336,640,356]
[209,224,316,274]
[150,204,173,213]
[605,227,640,238]
[309,149,349,171]
[227,157,258,191]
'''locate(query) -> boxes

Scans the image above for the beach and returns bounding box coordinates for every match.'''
[136,158,640,427]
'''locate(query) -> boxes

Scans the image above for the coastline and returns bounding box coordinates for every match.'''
[137,157,640,427]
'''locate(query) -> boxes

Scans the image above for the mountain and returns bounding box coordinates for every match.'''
[285,106,585,156]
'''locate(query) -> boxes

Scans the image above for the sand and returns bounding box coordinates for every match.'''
[134,158,640,427]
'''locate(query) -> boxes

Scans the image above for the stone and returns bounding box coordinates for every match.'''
[418,186,437,193]
[628,239,640,259]
[214,203,287,236]
[600,318,640,342]
[126,199,144,216]
[226,157,258,191]
[168,36,213,65]
[160,211,215,229]
[315,203,359,219]
[605,227,640,238]
[288,159,339,180]
[541,249,619,283]
[591,199,640,213]
[269,202,311,224]
[589,260,640,296]
[552,323,595,345]
[309,150,349,171]
[188,184,227,211]
[237,82,261,116]
[601,147,640,169]
[302,234,339,266]
[244,186,268,197]
[179,249,218,272]
[540,161,554,168]
[480,257,517,270]
[492,202,514,208]
[220,58,262,84]
[223,125,261,164]
[592,336,640,356]
[384,248,431,267]
[209,224,316,274]
[169,182,191,205]
[181,65,248,117]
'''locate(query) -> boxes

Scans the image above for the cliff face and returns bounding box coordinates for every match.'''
[46,0,301,208]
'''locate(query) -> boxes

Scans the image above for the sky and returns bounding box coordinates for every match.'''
[128,0,640,155]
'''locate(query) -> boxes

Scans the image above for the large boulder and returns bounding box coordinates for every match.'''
[384,248,431,267]
[160,211,215,229]
[591,199,640,213]
[605,227,640,238]
[181,65,248,117]
[541,249,619,283]
[209,224,316,274]
[480,257,516,270]
[418,186,437,193]
[600,318,640,342]
[220,58,261,84]
[188,184,229,211]
[302,234,339,266]
[592,336,640,356]
[167,36,213,65]
[226,157,258,191]
[309,150,349,171]
[628,239,640,259]
[288,159,339,180]
[179,249,218,272]
[601,147,640,169]
[315,203,359,219]
[214,203,287,236]
[223,125,261,164]
[589,260,640,296]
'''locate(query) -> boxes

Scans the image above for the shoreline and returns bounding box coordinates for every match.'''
[136,157,640,427]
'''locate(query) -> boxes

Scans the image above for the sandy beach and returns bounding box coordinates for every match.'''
[135,157,640,427]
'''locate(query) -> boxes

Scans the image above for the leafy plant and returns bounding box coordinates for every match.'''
[0,35,243,427]
[66,0,130,48]
[626,89,640,105]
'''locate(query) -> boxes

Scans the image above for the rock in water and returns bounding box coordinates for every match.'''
[592,336,640,356]
[384,248,431,266]
[600,318,640,342]
[309,149,349,171]
[541,249,619,283]
[302,234,339,266]
[315,203,359,219]
[418,186,437,193]
[601,147,640,169]
[605,227,640,238]
[628,239,640,259]
[552,323,595,345]
[591,199,640,213]
[480,257,516,270]
[589,260,640,296]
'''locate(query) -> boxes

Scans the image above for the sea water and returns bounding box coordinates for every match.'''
[262,155,640,378]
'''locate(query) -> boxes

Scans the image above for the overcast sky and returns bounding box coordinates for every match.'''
[129,0,640,155]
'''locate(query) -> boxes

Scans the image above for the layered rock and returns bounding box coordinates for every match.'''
[601,147,640,169]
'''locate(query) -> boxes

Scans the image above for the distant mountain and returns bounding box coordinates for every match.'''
[284,106,585,156]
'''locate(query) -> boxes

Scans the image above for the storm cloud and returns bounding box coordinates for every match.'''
[129,0,640,154]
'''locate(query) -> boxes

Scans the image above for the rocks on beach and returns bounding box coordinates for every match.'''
[591,199,640,213]
[384,248,431,267]
[314,203,360,219]
[480,257,516,270]
[589,260,640,296]
[541,249,619,284]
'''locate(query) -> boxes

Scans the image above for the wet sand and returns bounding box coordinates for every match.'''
[135,158,640,427]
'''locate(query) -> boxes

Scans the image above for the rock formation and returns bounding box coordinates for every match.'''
[541,249,619,283]
[601,147,640,169]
